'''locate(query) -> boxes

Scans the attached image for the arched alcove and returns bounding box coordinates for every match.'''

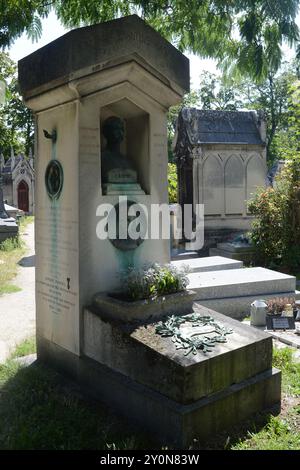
[203,155,223,215]
[17,179,29,212]
[246,155,266,207]
[225,155,245,215]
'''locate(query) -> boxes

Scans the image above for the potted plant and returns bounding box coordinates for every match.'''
[92,263,196,322]
[266,297,296,318]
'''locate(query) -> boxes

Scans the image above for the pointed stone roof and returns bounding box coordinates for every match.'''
[176,108,266,146]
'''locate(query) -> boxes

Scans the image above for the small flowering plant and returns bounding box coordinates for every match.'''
[266,297,296,315]
[119,263,190,301]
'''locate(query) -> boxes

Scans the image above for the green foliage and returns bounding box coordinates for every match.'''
[120,263,189,301]
[0,359,152,450]
[273,347,300,396]
[0,284,21,295]
[0,52,34,156]
[198,65,298,163]
[0,1,49,48]
[232,415,300,450]
[10,337,36,359]
[0,236,22,252]
[198,72,243,111]
[1,2,299,80]
[248,153,300,272]
[168,163,177,203]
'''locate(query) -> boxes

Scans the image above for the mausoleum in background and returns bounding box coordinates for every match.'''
[174,108,267,247]
[0,150,35,214]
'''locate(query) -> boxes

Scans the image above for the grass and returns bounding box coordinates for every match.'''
[0,284,21,295]
[10,337,36,359]
[0,339,152,450]
[273,347,300,396]
[0,215,33,296]
[18,215,34,230]
[231,414,300,450]
[0,340,300,450]
[0,237,25,295]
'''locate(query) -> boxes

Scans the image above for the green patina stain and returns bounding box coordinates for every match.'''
[47,134,62,298]
[116,245,140,272]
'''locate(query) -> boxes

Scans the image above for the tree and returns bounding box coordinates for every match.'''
[0,1,299,81]
[0,1,48,48]
[248,81,300,272]
[238,65,298,162]
[198,72,243,111]
[0,52,34,157]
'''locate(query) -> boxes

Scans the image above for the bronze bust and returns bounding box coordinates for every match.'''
[101,116,136,184]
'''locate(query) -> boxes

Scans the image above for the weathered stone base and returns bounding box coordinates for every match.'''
[37,303,281,447]
[37,335,280,448]
[0,218,18,243]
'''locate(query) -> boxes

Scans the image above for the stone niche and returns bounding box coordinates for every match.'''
[19,16,280,448]
[100,100,150,195]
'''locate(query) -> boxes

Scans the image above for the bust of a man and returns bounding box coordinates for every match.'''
[101,116,137,184]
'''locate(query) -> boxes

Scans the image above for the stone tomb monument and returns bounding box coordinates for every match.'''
[0,173,18,243]
[19,16,280,447]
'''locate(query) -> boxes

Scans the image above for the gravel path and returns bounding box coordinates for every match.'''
[0,222,35,363]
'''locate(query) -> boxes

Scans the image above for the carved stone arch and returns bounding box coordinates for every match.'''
[17,179,29,212]
[246,154,266,206]
[203,154,224,216]
[224,154,245,215]
[13,173,33,213]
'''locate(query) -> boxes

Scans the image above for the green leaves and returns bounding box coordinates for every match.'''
[168,163,177,203]
[0,0,50,48]
[248,151,300,271]
[120,263,189,301]
[25,15,42,43]
[0,1,299,81]
[0,52,34,156]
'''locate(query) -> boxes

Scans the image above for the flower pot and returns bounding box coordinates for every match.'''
[92,290,197,323]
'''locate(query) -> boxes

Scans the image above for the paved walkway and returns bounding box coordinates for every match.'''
[0,222,35,363]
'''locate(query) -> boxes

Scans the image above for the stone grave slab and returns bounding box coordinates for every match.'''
[80,303,281,446]
[188,267,296,300]
[187,267,298,319]
[171,256,243,273]
[0,218,19,243]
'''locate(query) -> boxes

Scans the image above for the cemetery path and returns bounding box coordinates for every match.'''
[0,222,35,363]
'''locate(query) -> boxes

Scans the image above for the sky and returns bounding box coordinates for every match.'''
[8,10,300,90]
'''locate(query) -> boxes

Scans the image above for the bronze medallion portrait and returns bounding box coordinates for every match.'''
[45,159,64,200]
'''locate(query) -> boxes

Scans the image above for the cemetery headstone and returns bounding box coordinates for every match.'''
[19,15,281,447]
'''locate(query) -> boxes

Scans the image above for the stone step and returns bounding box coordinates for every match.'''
[171,256,243,273]
[188,267,296,300]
